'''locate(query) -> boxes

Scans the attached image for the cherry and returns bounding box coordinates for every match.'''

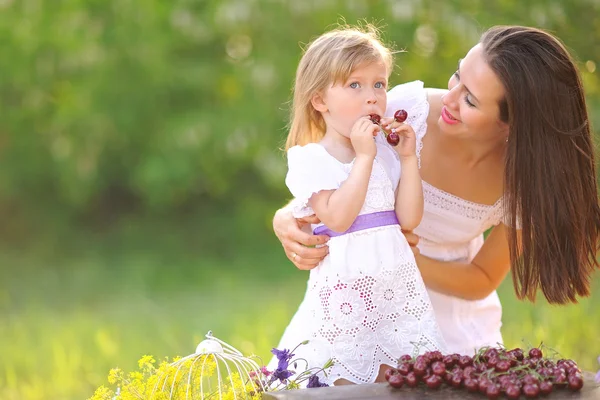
[505,385,521,399]
[386,132,400,146]
[399,354,412,363]
[369,114,381,125]
[388,373,405,388]
[450,373,463,388]
[495,359,511,373]
[486,384,501,399]
[431,361,446,376]
[567,374,583,391]
[442,354,455,368]
[522,383,540,398]
[405,372,419,388]
[413,360,428,377]
[384,368,395,381]
[523,374,539,386]
[429,351,443,362]
[464,378,479,392]
[394,109,408,123]
[458,355,473,368]
[397,362,412,375]
[425,374,443,389]
[508,348,524,361]
[462,366,475,378]
[539,380,553,395]
[528,348,543,359]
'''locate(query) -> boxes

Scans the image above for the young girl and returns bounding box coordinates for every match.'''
[270,26,447,385]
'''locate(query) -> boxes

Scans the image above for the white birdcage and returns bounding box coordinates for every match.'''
[150,331,266,399]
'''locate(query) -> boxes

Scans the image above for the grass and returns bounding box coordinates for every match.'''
[0,214,599,400]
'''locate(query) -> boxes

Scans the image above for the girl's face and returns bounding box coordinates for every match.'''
[439,44,508,143]
[315,60,388,139]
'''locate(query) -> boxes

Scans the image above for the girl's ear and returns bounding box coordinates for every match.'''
[311,92,328,113]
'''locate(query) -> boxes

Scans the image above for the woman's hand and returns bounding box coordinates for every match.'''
[273,208,330,270]
[402,229,421,257]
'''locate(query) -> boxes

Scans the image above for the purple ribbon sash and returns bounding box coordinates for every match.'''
[313,210,399,238]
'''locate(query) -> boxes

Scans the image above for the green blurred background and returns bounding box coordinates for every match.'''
[0,1,599,399]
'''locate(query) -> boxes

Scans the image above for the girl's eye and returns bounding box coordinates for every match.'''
[453,71,460,80]
[374,82,386,89]
[349,82,360,89]
[464,94,475,108]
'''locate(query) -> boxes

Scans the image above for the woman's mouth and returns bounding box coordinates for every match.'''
[441,107,460,125]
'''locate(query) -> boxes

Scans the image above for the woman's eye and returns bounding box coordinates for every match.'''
[349,82,360,89]
[464,94,475,107]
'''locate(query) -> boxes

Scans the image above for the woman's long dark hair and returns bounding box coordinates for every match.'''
[481,26,600,304]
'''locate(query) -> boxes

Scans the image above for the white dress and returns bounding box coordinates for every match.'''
[272,112,447,385]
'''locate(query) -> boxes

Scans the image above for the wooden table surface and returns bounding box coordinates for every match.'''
[263,372,600,399]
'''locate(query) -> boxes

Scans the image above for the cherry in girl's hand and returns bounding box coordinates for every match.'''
[387,131,400,146]
[394,109,408,123]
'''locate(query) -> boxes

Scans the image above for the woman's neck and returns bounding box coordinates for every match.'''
[438,134,505,169]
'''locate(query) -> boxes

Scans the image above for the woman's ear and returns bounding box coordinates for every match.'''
[311,92,328,113]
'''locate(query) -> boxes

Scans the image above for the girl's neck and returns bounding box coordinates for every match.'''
[319,130,355,163]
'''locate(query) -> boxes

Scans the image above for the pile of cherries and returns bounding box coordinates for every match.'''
[385,346,585,399]
[370,109,408,147]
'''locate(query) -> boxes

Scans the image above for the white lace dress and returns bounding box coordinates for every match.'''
[271,123,447,385]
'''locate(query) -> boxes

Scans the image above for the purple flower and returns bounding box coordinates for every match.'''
[271,368,294,383]
[271,348,295,371]
[307,374,329,388]
[596,356,600,383]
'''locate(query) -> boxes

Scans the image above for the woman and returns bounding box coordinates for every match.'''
[272,25,600,355]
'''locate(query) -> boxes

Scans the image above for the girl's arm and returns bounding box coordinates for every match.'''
[414,224,520,300]
[309,155,374,232]
[395,155,423,231]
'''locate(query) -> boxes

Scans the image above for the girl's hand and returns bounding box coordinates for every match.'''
[381,117,417,160]
[273,208,329,270]
[350,116,379,160]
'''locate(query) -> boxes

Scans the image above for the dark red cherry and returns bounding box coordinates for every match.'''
[528,347,543,359]
[394,109,408,123]
[567,374,583,391]
[369,114,381,125]
[387,132,399,146]
[539,380,553,395]
[425,375,443,389]
[522,383,540,398]
[505,385,521,399]
[388,373,405,388]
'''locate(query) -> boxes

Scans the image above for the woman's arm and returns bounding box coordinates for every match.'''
[414,224,519,300]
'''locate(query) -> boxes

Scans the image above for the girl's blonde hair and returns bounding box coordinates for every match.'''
[285,24,394,150]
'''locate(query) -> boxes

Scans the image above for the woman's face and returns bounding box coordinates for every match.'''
[439,43,508,143]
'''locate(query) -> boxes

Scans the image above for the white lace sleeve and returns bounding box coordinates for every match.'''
[385,80,430,168]
[285,144,348,218]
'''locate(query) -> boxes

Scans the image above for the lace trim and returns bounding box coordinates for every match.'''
[410,97,429,169]
[423,180,503,225]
